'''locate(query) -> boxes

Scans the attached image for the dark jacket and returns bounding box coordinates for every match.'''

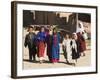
[24,32,36,49]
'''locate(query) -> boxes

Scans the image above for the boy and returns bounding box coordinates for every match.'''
[24,26,37,62]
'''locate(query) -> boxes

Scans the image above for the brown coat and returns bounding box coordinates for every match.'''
[77,32,86,52]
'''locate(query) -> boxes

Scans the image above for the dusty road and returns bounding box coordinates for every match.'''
[23,30,91,69]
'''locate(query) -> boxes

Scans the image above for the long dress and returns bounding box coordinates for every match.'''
[77,32,86,53]
[36,32,46,58]
[51,33,60,63]
[71,39,80,59]
[46,34,52,62]
[62,39,72,61]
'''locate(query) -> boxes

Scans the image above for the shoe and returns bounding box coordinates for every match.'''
[72,63,76,66]
[39,60,43,64]
[66,60,70,64]
[83,53,85,56]
[29,59,32,62]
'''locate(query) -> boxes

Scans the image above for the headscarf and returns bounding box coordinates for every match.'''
[72,33,78,52]
[76,21,84,33]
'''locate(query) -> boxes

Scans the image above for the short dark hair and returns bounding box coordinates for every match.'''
[27,25,33,31]
[28,25,33,29]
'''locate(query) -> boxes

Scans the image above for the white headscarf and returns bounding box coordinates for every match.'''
[71,33,78,52]
[73,32,78,40]
[76,21,84,33]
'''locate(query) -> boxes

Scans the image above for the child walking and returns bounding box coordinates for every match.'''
[62,34,72,64]
[70,33,80,66]
[51,28,60,63]
[24,26,37,62]
[36,27,46,63]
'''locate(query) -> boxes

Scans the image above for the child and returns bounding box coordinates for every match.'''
[70,33,80,66]
[24,26,37,62]
[62,34,72,64]
[51,28,60,63]
[46,28,53,62]
[76,21,86,56]
[77,31,86,56]
[36,27,46,63]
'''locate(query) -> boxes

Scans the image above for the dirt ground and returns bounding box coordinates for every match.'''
[23,30,91,69]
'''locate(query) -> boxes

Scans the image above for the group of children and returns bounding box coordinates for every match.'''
[24,25,86,66]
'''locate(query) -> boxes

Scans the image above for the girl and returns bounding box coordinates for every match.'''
[77,31,86,56]
[37,27,46,63]
[62,34,72,64]
[51,28,60,63]
[71,33,80,66]
[76,21,86,56]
